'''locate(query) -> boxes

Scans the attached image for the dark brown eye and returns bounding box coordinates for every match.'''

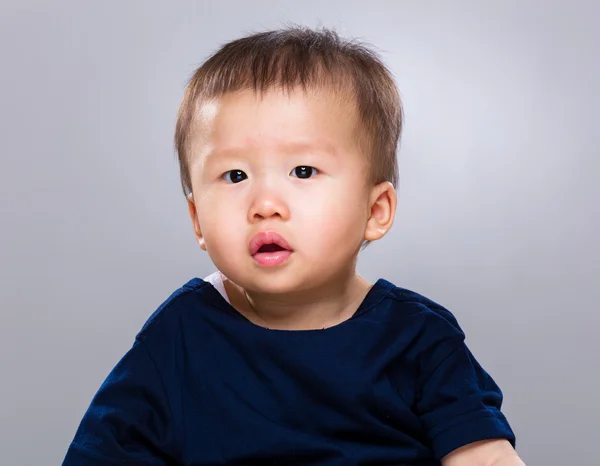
[222,170,247,183]
[290,166,318,179]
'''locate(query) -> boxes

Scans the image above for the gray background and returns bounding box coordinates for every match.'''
[1,1,598,465]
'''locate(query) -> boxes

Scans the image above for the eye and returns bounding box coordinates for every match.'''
[222,170,247,183]
[290,166,319,179]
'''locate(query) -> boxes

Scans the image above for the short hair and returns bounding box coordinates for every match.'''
[174,26,403,197]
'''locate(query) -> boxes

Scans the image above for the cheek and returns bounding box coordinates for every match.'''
[199,208,246,277]
[295,187,368,248]
[197,195,246,248]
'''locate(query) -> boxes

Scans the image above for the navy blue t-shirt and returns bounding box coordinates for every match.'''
[63,278,515,465]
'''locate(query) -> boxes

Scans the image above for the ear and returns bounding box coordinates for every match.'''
[364,181,396,242]
[187,192,207,250]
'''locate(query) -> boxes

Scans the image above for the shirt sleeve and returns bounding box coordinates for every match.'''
[62,338,177,465]
[413,316,516,460]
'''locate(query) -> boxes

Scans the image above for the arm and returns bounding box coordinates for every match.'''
[63,339,178,465]
[441,439,526,466]
[409,306,517,461]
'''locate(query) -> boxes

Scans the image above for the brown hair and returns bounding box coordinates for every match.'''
[174,26,402,197]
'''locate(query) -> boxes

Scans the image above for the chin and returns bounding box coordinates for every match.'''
[239,267,313,294]
[244,275,301,295]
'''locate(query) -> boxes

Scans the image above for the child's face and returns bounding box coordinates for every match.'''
[187,87,388,294]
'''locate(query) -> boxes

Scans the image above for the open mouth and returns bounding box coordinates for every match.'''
[249,231,293,267]
[249,231,293,256]
[257,243,286,253]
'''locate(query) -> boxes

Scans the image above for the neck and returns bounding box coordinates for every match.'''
[223,271,372,331]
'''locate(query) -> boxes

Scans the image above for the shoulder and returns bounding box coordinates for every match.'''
[135,277,214,343]
[372,279,466,342]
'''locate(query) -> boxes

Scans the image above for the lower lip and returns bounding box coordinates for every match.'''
[252,250,293,267]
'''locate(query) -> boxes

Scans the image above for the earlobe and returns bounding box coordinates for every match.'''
[364,181,396,242]
[187,192,207,251]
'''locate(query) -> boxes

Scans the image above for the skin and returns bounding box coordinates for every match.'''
[185,86,525,465]
[187,86,395,331]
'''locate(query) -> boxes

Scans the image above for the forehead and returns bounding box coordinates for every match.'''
[191,87,363,159]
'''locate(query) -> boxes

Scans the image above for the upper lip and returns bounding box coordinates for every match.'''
[249,231,293,256]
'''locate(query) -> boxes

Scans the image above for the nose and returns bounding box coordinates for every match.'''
[247,186,290,223]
